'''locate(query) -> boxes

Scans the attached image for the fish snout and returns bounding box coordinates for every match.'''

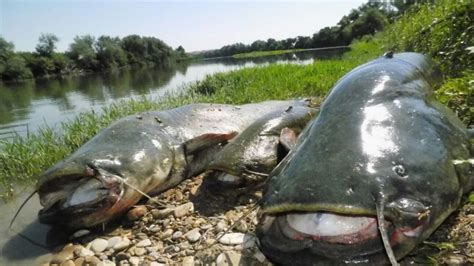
[386,198,431,239]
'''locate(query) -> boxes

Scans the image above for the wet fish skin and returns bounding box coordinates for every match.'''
[36,100,314,229]
[257,53,472,265]
[207,105,318,184]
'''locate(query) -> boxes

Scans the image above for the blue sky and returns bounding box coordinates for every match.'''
[1,0,366,52]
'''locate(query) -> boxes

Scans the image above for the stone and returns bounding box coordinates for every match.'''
[98,260,115,266]
[216,252,242,266]
[235,221,248,233]
[172,231,183,240]
[106,236,122,249]
[78,247,94,257]
[73,257,85,266]
[90,238,108,253]
[60,260,75,266]
[136,238,152,247]
[51,243,75,264]
[162,228,173,238]
[115,252,131,262]
[134,247,147,256]
[215,221,226,233]
[127,205,147,221]
[173,202,194,218]
[113,237,131,251]
[129,256,140,265]
[184,228,201,243]
[254,249,267,263]
[150,262,166,266]
[85,255,101,265]
[218,233,246,245]
[182,256,195,266]
[72,229,90,238]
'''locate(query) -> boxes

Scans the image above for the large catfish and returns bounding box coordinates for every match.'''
[257,53,473,265]
[36,100,314,229]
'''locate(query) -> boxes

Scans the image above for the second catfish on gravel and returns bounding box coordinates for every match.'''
[36,99,317,229]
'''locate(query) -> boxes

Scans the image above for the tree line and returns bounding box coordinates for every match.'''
[200,0,425,58]
[0,34,187,81]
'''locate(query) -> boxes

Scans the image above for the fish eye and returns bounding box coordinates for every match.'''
[392,164,406,177]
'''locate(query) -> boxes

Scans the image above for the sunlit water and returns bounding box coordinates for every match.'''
[0,48,346,265]
[0,49,346,138]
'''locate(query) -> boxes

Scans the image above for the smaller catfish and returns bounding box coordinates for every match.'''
[207,105,318,185]
[34,100,314,229]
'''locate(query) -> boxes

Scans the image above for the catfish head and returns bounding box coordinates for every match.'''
[257,53,473,265]
[37,117,176,229]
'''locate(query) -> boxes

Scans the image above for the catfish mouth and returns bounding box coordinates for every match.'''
[37,165,124,226]
[257,210,428,264]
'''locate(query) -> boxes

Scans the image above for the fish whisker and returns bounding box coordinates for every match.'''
[9,189,37,229]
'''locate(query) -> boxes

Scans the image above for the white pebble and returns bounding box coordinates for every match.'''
[90,238,108,253]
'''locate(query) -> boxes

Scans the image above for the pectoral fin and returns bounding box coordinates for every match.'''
[184,132,238,154]
[279,127,298,151]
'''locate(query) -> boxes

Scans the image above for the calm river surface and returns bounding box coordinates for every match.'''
[0,48,346,138]
[0,48,346,265]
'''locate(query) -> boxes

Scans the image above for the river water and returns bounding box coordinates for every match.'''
[0,48,346,138]
[0,48,346,265]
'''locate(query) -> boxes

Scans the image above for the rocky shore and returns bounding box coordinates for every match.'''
[37,173,272,265]
[37,171,473,265]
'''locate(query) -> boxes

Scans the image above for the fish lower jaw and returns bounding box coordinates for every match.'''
[281,212,380,245]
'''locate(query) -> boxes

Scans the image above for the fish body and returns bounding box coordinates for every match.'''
[257,53,473,264]
[207,105,318,184]
[37,100,313,229]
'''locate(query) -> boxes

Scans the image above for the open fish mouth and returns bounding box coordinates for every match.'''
[281,212,379,244]
[258,210,428,263]
[38,165,124,225]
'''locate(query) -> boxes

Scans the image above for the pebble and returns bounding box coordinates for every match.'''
[60,260,75,266]
[136,238,152,247]
[85,255,101,265]
[172,231,183,240]
[106,236,122,249]
[78,247,94,257]
[91,238,109,253]
[215,221,226,233]
[254,249,267,263]
[73,257,85,266]
[216,252,242,266]
[162,228,174,238]
[174,202,194,218]
[113,238,131,251]
[134,247,147,256]
[235,221,248,232]
[129,256,140,265]
[151,208,173,219]
[115,252,131,262]
[185,228,201,243]
[150,262,166,266]
[218,233,246,245]
[72,229,90,238]
[50,244,75,264]
[99,260,115,266]
[127,205,148,221]
[182,256,195,266]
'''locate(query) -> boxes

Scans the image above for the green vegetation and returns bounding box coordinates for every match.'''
[0,34,188,82]
[232,49,304,59]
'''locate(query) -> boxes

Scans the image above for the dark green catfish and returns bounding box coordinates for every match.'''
[36,100,314,229]
[207,105,318,185]
[257,53,473,265]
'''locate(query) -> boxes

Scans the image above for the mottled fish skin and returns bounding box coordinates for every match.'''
[37,100,314,229]
[257,53,472,265]
[207,105,318,183]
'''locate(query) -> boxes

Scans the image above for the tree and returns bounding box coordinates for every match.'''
[68,35,97,70]
[36,33,59,57]
[95,35,127,69]
[2,55,33,80]
[121,35,146,65]
[0,37,15,75]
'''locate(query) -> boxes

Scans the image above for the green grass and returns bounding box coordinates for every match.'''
[232,49,305,59]
[0,40,382,200]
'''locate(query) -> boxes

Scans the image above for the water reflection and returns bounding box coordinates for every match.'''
[0,48,347,137]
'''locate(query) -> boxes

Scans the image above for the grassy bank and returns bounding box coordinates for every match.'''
[0,40,382,200]
[232,48,304,59]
